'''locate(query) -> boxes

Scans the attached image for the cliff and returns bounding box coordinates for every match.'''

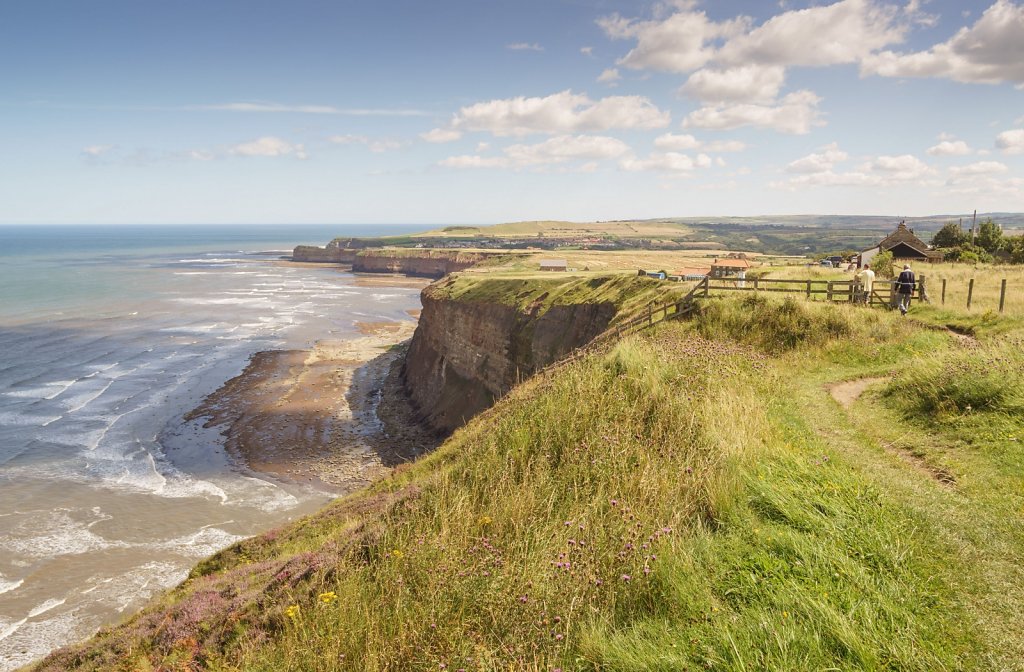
[291,242,356,263]
[402,274,669,435]
[351,249,508,278]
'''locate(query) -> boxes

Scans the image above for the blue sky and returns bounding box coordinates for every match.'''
[2,0,1022,224]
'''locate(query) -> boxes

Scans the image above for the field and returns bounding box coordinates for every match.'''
[35,284,1024,671]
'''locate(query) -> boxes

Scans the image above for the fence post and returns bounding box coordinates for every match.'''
[967,278,975,310]
[806,279,812,298]
[941,278,947,305]
[703,277,709,298]
[918,274,929,303]
[1000,279,1007,313]
[827,281,834,302]
[647,303,652,327]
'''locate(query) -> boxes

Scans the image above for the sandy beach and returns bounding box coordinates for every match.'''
[186,309,438,494]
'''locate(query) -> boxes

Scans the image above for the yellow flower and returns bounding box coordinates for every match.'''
[478,515,493,526]
[391,549,404,559]
[318,591,337,604]
[285,604,300,620]
[782,611,789,619]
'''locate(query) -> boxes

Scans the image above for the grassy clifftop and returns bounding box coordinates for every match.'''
[35,296,1024,671]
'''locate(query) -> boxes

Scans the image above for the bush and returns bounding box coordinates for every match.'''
[872,250,894,278]
[943,244,994,264]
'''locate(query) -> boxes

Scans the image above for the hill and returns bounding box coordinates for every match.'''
[31,280,1024,671]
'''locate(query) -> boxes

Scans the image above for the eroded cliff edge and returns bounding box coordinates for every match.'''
[292,243,511,278]
[401,274,668,435]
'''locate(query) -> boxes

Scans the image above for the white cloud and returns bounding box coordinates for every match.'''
[620,151,704,173]
[786,142,848,173]
[82,145,114,157]
[945,175,1024,197]
[598,9,747,73]
[684,90,823,134]
[598,68,622,84]
[996,128,1024,154]
[440,134,630,170]
[927,139,972,155]
[772,150,936,189]
[194,102,425,116]
[580,46,594,57]
[681,64,786,103]
[654,133,700,151]
[420,128,462,143]
[862,0,1024,85]
[228,136,307,159]
[948,160,1009,176]
[654,133,748,152]
[438,155,509,169]
[718,0,905,68]
[328,135,403,152]
[444,90,670,137]
[507,42,544,51]
[905,0,940,27]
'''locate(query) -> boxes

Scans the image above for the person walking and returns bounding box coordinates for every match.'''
[855,263,875,304]
[895,263,915,316]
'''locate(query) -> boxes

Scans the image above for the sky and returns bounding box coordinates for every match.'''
[1,0,1023,225]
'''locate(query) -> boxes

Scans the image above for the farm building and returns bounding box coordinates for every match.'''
[539,259,568,272]
[857,222,944,268]
[709,258,751,279]
[674,266,711,281]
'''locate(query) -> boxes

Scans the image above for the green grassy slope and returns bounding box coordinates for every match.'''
[34,297,1024,671]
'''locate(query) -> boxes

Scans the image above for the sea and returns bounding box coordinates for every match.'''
[0,224,426,670]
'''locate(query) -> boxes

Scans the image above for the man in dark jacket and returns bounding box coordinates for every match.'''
[895,263,915,316]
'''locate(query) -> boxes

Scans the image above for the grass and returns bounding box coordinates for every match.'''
[32,295,1024,671]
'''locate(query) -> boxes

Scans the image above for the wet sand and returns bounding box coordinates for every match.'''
[186,320,438,495]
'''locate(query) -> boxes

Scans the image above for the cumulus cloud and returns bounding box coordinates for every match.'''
[786,142,848,173]
[441,90,670,137]
[440,134,630,170]
[421,128,462,143]
[862,0,1024,85]
[228,136,307,159]
[680,64,786,103]
[772,148,936,189]
[996,128,1024,154]
[718,0,905,67]
[683,90,823,134]
[598,68,622,84]
[948,160,1009,176]
[927,139,972,155]
[620,151,711,173]
[598,9,747,73]
[654,133,748,152]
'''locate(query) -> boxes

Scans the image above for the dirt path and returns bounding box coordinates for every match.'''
[826,375,955,487]
[827,376,890,408]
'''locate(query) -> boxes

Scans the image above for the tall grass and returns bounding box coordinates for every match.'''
[884,338,1024,419]
[36,305,994,671]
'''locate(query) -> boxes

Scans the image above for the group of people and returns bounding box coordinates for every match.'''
[854,263,916,316]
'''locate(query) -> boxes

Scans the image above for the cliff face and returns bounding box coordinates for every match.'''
[352,250,501,278]
[402,278,624,435]
[291,243,356,263]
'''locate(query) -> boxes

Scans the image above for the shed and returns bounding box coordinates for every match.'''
[539,259,568,272]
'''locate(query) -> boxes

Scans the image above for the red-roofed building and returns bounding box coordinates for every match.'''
[710,258,752,279]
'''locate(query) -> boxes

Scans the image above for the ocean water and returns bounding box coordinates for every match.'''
[0,224,425,670]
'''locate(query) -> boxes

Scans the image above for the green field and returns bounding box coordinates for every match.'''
[34,285,1024,671]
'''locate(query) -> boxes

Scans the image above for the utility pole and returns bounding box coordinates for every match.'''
[971,209,977,245]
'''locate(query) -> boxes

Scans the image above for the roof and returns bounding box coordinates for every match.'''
[711,258,751,269]
[865,222,931,255]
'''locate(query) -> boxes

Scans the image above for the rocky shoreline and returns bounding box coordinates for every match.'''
[185,318,438,495]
